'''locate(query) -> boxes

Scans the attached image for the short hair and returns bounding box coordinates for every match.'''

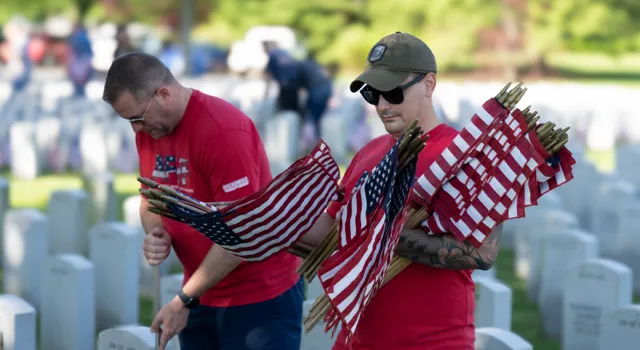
[103,53,176,104]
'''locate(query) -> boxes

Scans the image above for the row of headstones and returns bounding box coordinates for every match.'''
[505,187,640,348]
[3,90,367,180]
[0,272,184,349]
[4,113,137,180]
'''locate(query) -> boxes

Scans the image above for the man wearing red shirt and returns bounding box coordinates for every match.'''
[299,32,503,350]
[102,53,303,350]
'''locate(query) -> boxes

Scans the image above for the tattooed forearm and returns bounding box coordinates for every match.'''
[395,225,503,271]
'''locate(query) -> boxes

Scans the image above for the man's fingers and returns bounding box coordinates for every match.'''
[144,244,170,254]
[159,329,172,350]
[150,314,162,332]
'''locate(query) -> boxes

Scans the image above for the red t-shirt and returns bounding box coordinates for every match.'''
[327,124,476,350]
[136,89,301,307]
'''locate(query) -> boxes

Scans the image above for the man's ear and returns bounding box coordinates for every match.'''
[424,73,437,98]
[157,87,171,106]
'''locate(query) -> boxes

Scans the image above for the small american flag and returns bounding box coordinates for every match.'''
[417,100,575,247]
[318,135,417,344]
[165,140,341,261]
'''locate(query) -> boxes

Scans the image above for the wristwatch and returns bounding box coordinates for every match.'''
[177,289,200,309]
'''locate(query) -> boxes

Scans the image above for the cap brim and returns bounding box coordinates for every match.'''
[349,68,411,93]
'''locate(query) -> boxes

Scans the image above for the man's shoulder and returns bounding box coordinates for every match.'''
[189,90,256,135]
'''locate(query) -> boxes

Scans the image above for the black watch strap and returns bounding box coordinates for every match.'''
[177,289,200,309]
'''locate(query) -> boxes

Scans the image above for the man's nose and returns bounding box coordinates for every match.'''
[376,95,392,111]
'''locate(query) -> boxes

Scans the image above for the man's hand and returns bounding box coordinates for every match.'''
[143,227,172,266]
[150,296,189,350]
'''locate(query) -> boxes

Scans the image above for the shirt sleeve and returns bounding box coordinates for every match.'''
[199,129,265,203]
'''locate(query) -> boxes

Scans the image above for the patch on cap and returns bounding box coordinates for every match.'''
[368,44,387,63]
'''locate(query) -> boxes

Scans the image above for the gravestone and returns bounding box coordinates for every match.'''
[10,121,40,181]
[473,267,497,281]
[600,305,640,350]
[474,327,532,350]
[519,210,579,302]
[122,195,173,297]
[97,325,179,350]
[160,274,184,307]
[47,189,89,255]
[475,277,512,330]
[0,294,36,350]
[612,200,640,291]
[588,180,636,256]
[538,229,599,339]
[79,123,108,176]
[563,258,633,350]
[40,254,95,350]
[0,177,9,253]
[515,208,578,280]
[264,111,301,175]
[3,208,49,309]
[85,172,118,225]
[89,222,140,331]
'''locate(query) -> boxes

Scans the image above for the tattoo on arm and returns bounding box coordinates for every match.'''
[395,225,503,271]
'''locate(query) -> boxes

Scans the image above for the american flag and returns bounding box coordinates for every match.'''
[152,155,177,179]
[317,135,418,344]
[415,100,575,247]
[165,140,341,261]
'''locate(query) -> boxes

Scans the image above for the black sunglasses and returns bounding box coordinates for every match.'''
[360,73,426,105]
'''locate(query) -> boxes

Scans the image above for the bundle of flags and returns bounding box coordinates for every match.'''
[317,134,419,342]
[413,83,575,248]
[145,140,342,262]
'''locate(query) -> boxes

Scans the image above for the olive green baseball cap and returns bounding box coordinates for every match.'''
[350,32,437,93]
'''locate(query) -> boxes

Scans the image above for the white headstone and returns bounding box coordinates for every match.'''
[563,258,633,350]
[123,196,174,297]
[264,111,301,172]
[98,325,179,350]
[85,172,118,225]
[600,305,640,350]
[79,123,108,176]
[40,254,96,350]
[538,229,599,339]
[160,274,184,307]
[0,294,36,350]
[473,267,497,281]
[474,327,532,350]
[10,121,40,181]
[588,180,636,256]
[89,222,140,330]
[612,200,640,291]
[47,189,89,255]
[2,209,49,309]
[475,277,512,331]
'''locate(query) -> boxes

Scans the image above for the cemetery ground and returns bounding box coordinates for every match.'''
[0,144,629,348]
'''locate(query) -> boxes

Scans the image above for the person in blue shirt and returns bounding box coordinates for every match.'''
[296,53,333,148]
[262,41,300,114]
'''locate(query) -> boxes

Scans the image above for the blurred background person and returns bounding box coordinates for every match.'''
[297,52,332,152]
[115,24,137,58]
[65,23,94,98]
[262,40,300,115]
[2,16,33,97]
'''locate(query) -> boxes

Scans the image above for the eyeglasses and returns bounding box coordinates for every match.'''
[360,73,426,105]
[128,92,156,124]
